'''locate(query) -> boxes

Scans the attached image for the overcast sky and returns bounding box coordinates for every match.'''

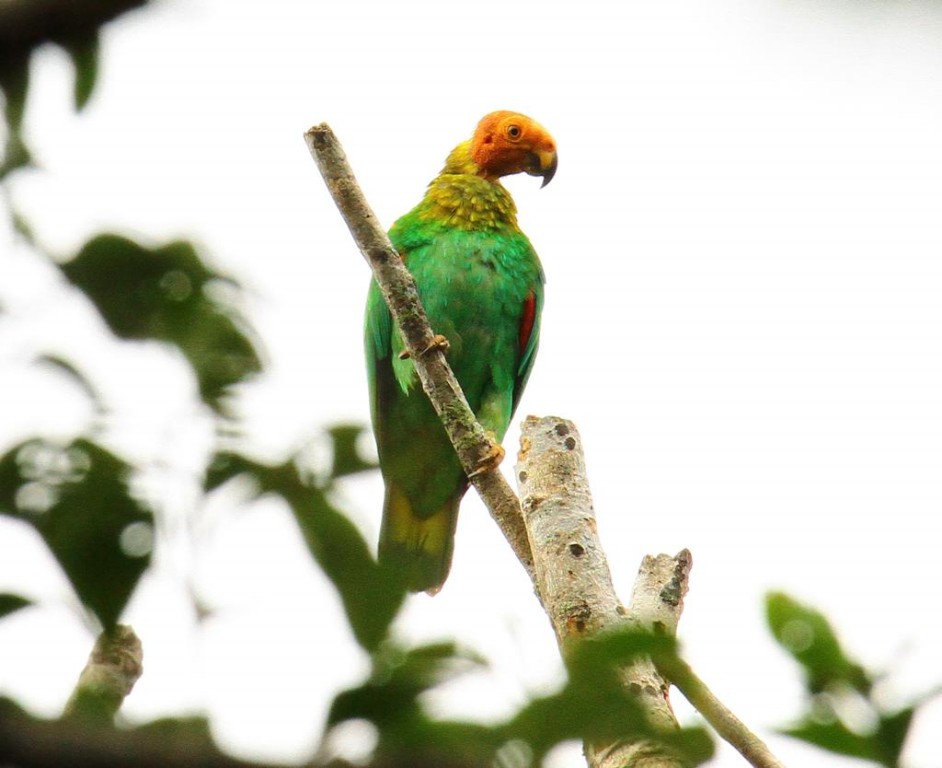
[2,0,942,766]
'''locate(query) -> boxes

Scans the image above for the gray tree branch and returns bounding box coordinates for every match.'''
[517,416,685,768]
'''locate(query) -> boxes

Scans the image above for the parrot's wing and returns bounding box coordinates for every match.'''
[512,257,545,417]
[365,278,394,450]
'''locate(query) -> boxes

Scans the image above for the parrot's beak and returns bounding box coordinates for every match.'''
[526,149,558,187]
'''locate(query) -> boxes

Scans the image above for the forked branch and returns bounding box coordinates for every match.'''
[304,122,786,768]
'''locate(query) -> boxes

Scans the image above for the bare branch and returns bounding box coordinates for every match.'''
[654,655,787,768]
[64,624,143,722]
[303,123,534,583]
[517,416,685,768]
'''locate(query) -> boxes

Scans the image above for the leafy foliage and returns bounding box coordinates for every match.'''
[766,591,870,695]
[328,627,713,767]
[0,55,31,179]
[62,234,263,413]
[0,593,31,620]
[0,0,149,176]
[0,438,153,630]
[206,438,403,653]
[327,423,379,478]
[60,31,101,110]
[767,591,935,767]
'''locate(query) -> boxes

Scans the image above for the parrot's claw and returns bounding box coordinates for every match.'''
[421,334,450,356]
[397,334,450,360]
[467,439,505,478]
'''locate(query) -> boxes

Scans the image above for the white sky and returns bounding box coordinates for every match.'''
[2,0,942,766]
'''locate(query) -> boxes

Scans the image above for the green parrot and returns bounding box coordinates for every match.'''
[365,110,557,594]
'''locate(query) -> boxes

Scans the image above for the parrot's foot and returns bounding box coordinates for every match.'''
[422,334,450,356]
[397,334,450,360]
[467,439,505,479]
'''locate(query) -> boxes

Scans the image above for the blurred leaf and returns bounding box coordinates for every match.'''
[0,55,32,179]
[782,707,913,768]
[0,438,153,630]
[330,627,711,767]
[60,33,100,110]
[11,205,36,242]
[328,424,378,478]
[61,234,263,413]
[330,641,487,727]
[876,706,915,767]
[136,715,214,741]
[782,719,883,764]
[508,628,711,765]
[766,592,870,695]
[206,451,403,650]
[0,54,28,133]
[0,593,31,619]
[329,641,502,767]
[34,354,102,411]
[204,451,267,493]
[567,624,674,682]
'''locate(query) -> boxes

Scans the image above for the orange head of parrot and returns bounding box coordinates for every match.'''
[469,111,558,187]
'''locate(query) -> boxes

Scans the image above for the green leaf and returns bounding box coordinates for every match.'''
[34,355,102,412]
[875,706,915,767]
[784,704,915,767]
[329,641,486,728]
[328,628,711,767]
[782,713,916,768]
[567,625,676,683]
[0,439,153,630]
[206,452,404,650]
[60,33,100,110]
[327,424,378,478]
[329,640,503,766]
[11,205,36,243]
[137,715,214,741]
[0,55,32,179]
[766,592,870,695]
[507,628,712,765]
[0,55,29,134]
[61,234,263,413]
[0,593,32,620]
[783,719,881,763]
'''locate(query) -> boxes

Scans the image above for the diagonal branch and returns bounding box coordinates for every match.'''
[654,655,787,768]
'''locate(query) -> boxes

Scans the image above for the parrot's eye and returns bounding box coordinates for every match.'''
[506,124,522,141]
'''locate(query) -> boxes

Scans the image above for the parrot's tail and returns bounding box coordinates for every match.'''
[378,482,461,595]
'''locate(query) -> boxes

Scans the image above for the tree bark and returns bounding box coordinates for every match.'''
[64,624,143,722]
[517,416,687,768]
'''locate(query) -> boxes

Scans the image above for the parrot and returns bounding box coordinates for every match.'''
[365,110,557,594]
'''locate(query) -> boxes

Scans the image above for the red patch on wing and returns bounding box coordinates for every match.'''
[519,291,537,354]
